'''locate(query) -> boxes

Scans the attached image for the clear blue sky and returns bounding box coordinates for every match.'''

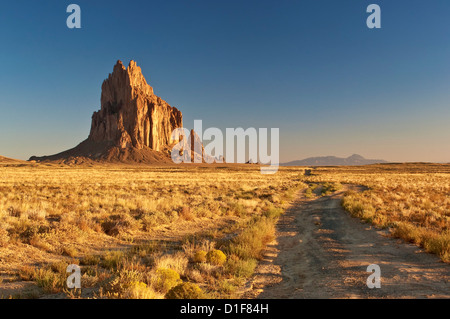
[0,0,449,162]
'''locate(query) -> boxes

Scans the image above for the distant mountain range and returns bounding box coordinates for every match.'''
[281,154,388,166]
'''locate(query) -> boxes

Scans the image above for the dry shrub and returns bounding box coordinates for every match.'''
[206,250,227,266]
[19,266,67,294]
[102,250,125,270]
[153,252,188,276]
[140,212,174,231]
[131,242,161,257]
[30,235,53,252]
[34,268,67,293]
[193,250,207,263]
[61,245,78,257]
[10,219,40,243]
[180,206,194,221]
[182,239,215,260]
[197,262,223,280]
[101,213,140,237]
[75,215,99,232]
[342,193,377,224]
[19,265,36,281]
[184,268,203,283]
[153,268,182,293]
[0,227,9,247]
[81,273,100,289]
[392,222,450,262]
[106,269,144,297]
[165,282,206,299]
[124,281,164,299]
[28,209,47,222]
[80,254,101,266]
[50,261,69,274]
[225,255,257,278]
[228,216,275,260]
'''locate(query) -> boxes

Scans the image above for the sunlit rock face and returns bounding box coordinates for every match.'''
[89,60,183,151]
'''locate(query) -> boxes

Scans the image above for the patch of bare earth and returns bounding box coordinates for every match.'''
[244,185,450,299]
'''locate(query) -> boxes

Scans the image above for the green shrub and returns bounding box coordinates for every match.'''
[225,256,257,278]
[206,249,227,266]
[154,268,182,292]
[165,282,205,299]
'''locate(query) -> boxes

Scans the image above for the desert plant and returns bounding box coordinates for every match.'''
[80,254,101,266]
[193,250,207,263]
[154,268,182,293]
[206,249,227,266]
[225,256,257,278]
[165,282,206,299]
[153,252,188,276]
[34,268,67,293]
[0,227,9,247]
[124,281,164,299]
[102,250,125,270]
[106,269,144,297]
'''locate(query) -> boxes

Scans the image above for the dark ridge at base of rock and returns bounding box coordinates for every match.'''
[29,139,175,164]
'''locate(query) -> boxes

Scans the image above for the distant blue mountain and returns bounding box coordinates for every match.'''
[281,154,387,166]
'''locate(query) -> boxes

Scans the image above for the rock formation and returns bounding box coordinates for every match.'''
[30,60,186,164]
[90,60,182,151]
[172,129,216,164]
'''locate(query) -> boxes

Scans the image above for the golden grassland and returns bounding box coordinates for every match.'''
[0,162,449,299]
[0,163,304,298]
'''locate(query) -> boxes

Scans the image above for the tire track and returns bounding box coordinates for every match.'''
[245,185,450,299]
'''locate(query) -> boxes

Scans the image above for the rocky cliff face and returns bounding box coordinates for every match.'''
[89,60,182,151]
[30,60,185,163]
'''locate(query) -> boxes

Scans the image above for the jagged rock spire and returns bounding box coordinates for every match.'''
[89,60,183,151]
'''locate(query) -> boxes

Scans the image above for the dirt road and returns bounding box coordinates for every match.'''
[245,186,450,298]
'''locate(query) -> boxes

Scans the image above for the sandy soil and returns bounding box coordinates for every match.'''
[244,185,450,299]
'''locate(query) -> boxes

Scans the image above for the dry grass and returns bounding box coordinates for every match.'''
[304,163,450,262]
[3,162,448,298]
[0,163,304,298]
